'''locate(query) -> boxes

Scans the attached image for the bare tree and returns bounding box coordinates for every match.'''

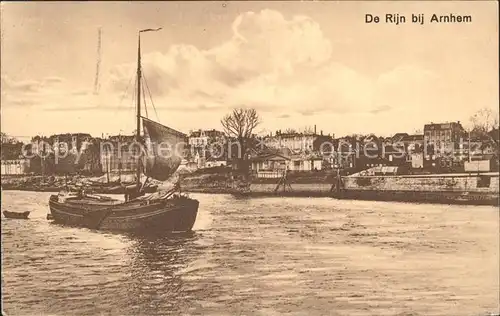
[470,107,499,134]
[469,107,499,148]
[284,128,297,134]
[1,132,20,144]
[221,108,260,172]
[303,126,315,134]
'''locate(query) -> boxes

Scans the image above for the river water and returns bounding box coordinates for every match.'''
[1,191,499,316]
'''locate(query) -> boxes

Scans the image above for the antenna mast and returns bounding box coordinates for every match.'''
[93,27,102,95]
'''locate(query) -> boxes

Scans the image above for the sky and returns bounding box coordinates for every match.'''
[1,1,498,141]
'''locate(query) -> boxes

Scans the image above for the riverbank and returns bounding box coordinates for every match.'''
[180,170,500,206]
[0,174,159,193]
[1,175,79,191]
[3,171,499,206]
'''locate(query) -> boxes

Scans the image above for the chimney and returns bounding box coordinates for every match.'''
[321,130,323,136]
[314,125,317,134]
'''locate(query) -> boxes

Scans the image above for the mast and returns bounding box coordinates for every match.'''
[93,27,102,95]
[106,156,110,184]
[135,28,162,189]
[136,33,142,188]
[118,135,122,183]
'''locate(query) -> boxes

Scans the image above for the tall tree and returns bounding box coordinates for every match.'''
[303,126,315,134]
[1,132,19,144]
[220,108,260,173]
[470,107,499,134]
[1,132,24,160]
[469,107,499,146]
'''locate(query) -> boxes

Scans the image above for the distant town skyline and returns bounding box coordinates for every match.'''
[1,1,498,141]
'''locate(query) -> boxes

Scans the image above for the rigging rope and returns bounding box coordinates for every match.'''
[141,82,149,118]
[142,73,160,123]
[131,75,137,133]
[116,72,135,112]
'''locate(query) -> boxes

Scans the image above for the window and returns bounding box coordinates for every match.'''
[477,176,491,188]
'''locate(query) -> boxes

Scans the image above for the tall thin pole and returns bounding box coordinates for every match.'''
[135,28,162,189]
[136,33,142,188]
[93,27,102,95]
[468,129,471,163]
[106,155,110,184]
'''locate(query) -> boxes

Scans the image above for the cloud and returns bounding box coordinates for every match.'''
[101,9,438,118]
[277,114,290,119]
[43,76,64,84]
[370,105,392,114]
[3,9,439,120]
[1,76,41,93]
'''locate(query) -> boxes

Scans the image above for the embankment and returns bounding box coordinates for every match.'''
[1,175,78,191]
[181,170,337,197]
[338,173,500,206]
[181,169,500,205]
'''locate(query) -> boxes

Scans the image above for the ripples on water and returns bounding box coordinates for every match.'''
[1,191,499,316]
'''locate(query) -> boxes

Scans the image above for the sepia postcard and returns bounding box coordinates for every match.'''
[1,1,499,315]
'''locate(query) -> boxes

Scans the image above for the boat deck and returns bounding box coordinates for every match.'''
[64,196,123,206]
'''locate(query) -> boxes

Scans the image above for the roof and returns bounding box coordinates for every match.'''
[189,129,225,138]
[400,134,424,142]
[391,133,409,142]
[361,134,380,142]
[424,122,464,130]
[251,153,290,162]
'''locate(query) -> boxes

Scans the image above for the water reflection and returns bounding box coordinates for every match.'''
[2,191,499,316]
[124,232,201,315]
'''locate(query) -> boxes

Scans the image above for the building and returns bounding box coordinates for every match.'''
[1,159,30,175]
[101,135,141,174]
[205,160,228,168]
[400,134,424,152]
[1,140,24,161]
[80,138,103,174]
[423,121,465,170]
[262,127,334,155]
[388,134,424,169]
[411,153,424,169]
[250,148,325,178]
[391,133,410,143]
[424,122,465,153]
[330,136,360,170]
[25,133,96,175]
[188,129,227,169]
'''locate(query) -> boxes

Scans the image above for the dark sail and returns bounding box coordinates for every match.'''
[142,117,187,181]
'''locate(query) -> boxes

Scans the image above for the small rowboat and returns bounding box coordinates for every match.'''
[3,211,30,219]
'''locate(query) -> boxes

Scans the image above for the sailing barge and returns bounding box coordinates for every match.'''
[48,28,199,233]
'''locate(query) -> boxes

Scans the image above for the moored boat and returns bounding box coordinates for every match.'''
[48,189,198,232]
[87,183,158,194]
[47,27,199,233]
[3,211,30,219]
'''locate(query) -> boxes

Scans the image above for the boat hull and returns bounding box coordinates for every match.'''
[3,211,30,219]
[89,185,158,194]
[48,195,199,232]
